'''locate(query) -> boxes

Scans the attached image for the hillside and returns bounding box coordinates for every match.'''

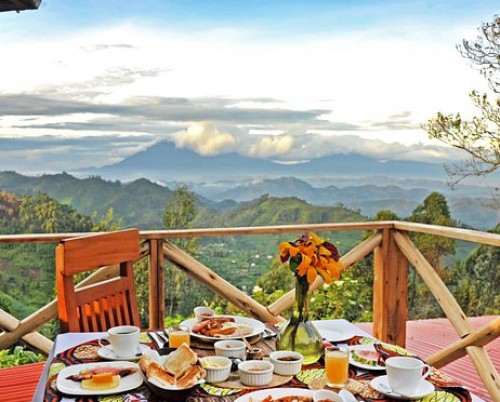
[1,171,496,230]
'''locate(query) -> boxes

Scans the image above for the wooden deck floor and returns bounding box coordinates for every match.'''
[0,316,498,402]
[355,315,499,402]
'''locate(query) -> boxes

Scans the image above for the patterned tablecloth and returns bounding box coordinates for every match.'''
[42,330,472,402]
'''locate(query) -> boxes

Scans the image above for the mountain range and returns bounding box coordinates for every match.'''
[83,139,449,182]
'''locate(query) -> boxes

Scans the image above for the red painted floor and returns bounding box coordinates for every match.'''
[0,361,45,402]
[355,316,499,402]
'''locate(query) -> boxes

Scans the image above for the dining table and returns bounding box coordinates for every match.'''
[32,319,482,402]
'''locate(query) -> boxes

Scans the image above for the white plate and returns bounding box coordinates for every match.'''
[370,375,435,400]
[347,344,386,371]
[181,315,265,341]
[56,361,142,396]
[97,344,152,361]
[312,321,355,342]
[234,387,314,402]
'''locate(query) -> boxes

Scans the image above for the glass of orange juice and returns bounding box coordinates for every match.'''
[324,346,349,388]
[168,325,190,348]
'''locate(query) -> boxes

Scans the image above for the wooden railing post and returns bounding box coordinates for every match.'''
[373,228,408,347]
[148,239,164,329]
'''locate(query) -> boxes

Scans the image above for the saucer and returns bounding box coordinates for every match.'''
[97,344,151,361]
[370,376,435,400]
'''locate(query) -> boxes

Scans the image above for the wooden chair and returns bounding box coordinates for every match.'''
[56,228,141,332]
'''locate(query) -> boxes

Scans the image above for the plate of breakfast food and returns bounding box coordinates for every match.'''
[234,387,314,402]
[56,361,142,396]
[347,344,387,371]
[180,315,266,341]
[139,344,206,399]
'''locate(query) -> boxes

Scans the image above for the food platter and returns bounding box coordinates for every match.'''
[234,387,314,402]
[56,361,142,396]
[180,315,266,341]
[347,344,386,371]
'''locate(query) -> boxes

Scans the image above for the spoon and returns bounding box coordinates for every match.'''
[339,389,358,402]
[236,327,253,350]
[377,383,413,398]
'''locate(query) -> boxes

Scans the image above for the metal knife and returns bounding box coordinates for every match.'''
[148,331,165,349]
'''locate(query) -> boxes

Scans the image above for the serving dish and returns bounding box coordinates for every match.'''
[180,315,265,341]
[56,361,142,396]
[234,387,313,402]
[347,344,386,371]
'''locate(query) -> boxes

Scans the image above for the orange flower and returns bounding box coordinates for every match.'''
[279,232,342,285]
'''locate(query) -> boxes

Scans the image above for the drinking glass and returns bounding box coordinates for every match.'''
[168,325,190,348]
[324,346,349,388]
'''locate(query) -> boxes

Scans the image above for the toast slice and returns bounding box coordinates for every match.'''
[147,361,176,386]
[176,364,206,389]
[162,344,198,378]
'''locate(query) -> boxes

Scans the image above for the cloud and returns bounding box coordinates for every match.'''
[173,122,237,156]
[248,134,295,158]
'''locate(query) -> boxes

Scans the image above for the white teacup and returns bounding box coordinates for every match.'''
[385,356,431,394]
[98,325,140,358]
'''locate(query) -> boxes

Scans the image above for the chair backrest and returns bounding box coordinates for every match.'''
[56,228,141,333]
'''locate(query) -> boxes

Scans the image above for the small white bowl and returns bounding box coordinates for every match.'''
[269,350,304,376]
[199,356,231,383]
[238,360,274,387]
[194,306,215,322]
[313,389,343,402]
[214,340,247,360]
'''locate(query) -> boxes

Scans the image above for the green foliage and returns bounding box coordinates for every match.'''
[452,224,500,315]
[0,346,45,368]
[163,186,207,317]
[407,192,456,319]
[425,15,500,185]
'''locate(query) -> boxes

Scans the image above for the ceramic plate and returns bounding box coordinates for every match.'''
[347,344,386,371]
[56,361,142,396]
[370,375,435,400]
[97,344,151,361]
[180,315,265,341]
[234,387,314,402]
[312,321,355,342]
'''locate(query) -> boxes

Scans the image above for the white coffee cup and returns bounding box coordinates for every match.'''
[98,325,140,358]
[385,356,431,394]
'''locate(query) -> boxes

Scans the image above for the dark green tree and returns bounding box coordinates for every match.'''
[407,192,455,318]
[162,186,207,317]
[452,224,500,316]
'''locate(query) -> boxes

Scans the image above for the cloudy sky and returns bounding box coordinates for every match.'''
[0,0,498,174]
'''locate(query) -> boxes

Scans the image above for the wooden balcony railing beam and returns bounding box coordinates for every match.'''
[393,230,500,401]
[0,264,120,350]
[393,231,470,336]
[162,240,279,323]
[267,232,383,317]
[139,222,394,240]
[0,309,53,354]
[148,239,165,329]
[427,317,500,368]
[373,229,408,347]
[394,221,500,247]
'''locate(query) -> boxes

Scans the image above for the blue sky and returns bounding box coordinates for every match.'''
[0,0,498,174]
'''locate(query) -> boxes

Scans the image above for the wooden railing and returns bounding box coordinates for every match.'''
[0,221,499,400]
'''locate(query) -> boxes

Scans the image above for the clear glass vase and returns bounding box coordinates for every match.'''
[275,277,323,365]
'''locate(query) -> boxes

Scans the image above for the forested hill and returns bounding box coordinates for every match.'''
[0,172,366,230]
[0,171,497,230]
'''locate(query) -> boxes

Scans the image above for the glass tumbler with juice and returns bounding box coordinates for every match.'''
[168,325,190,348]
[325,347,349,388]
